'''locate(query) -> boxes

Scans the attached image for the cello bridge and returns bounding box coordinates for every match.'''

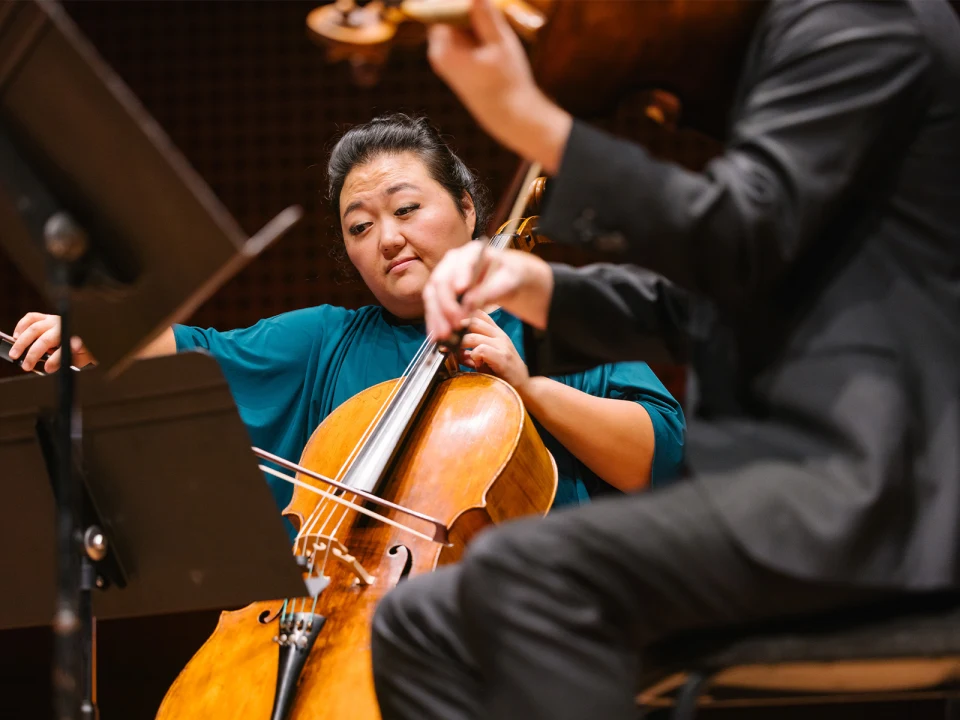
[311,536,375,586]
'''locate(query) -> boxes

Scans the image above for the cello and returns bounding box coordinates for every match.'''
[155,210,557,720]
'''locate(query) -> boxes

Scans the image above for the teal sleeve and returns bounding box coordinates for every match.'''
[171,307,325,452]
[560,362,686,486]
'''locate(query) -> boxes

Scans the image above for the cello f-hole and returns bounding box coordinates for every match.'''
[259,604,285,625]
[387,544,414,584]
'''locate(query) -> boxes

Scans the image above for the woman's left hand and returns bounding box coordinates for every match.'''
[457,310,530,393]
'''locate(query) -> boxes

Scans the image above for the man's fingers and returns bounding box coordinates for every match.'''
[461,284,489,313]
[470,0,507,45]
[438,276,468,334]
[463,266,518,311]
[437,246,484,330]
[426,24,454,73]
[453,241,488,294]
[424,283,451,340]
[427,23,476,77]
[462,274,508,311]
[425,243,493,340]
[459,252,499,312]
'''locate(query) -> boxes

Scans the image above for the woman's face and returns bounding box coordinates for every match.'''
[339,151,476,319]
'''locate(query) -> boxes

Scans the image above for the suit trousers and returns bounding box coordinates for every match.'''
[370,480,895,720]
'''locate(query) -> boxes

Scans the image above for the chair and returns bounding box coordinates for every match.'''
[636,594,960,719]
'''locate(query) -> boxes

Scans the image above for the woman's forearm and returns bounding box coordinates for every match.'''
[517,376,655,492]
[140,327,177,358]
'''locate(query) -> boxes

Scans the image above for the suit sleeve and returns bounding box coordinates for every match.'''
[538,0,932,311]
[524,263,694,376]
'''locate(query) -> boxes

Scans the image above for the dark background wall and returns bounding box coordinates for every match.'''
[0,0,711,395]
[0,2,949,718]
[0,0,518,332]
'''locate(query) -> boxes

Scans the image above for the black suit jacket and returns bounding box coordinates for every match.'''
[528,0,960,590]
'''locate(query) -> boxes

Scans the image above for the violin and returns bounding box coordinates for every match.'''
[155,212,556,720]
[307,0,764,138]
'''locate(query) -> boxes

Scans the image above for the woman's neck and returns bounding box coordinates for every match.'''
[380,306,425,327]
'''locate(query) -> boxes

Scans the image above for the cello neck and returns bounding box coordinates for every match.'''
[337,340,447,495]
[336,230,518,496]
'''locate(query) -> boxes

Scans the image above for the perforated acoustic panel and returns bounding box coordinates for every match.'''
[0,0,718,397]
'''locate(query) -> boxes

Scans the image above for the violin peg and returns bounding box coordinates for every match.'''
[639,89,682,131]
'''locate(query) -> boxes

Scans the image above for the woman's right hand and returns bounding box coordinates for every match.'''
[8,313,96,373]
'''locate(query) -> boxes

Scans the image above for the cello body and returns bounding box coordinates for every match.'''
[156,371,557,720]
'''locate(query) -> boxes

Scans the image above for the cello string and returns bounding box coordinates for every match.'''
[307,332,445,608]
[297,329,436,547]
[283,338,430,619]
[306,375,436,615]
[259,465,441,543]
[295,329,436,550]
[294,330,441,614]
[294,352,427,615]
[308,337,440,556]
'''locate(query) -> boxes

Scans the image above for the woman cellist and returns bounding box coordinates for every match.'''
[9,113,684,527]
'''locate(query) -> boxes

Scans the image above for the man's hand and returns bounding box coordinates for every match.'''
[427,0,572,174]
[423,242,554,341]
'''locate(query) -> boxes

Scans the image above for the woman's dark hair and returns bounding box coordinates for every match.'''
[327,113,491,242]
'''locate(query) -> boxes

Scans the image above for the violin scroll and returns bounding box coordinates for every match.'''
[503,172,550,252]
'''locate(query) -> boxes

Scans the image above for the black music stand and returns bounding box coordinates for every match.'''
[0,355,307,701]
[0,2,304,718]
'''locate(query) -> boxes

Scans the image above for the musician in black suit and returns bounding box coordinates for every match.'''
[371,1,960,719]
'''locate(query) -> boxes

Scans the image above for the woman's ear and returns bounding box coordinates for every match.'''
[461,191,477,237]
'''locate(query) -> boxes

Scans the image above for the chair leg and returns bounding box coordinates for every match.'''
[670,671,712,720]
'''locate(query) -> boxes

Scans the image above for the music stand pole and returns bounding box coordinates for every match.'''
[44,212,88,719]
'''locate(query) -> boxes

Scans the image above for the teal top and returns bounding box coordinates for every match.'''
[173,306,685,539]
